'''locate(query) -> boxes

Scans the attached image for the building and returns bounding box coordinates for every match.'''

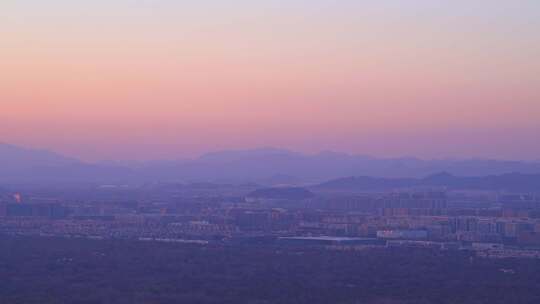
[278,236,382,246]
[376,230,428,240]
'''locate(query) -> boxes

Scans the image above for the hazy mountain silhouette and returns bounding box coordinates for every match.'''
[315,172,540,192]
[1,144,540,184]
[0,143,132,183]
[0,143,78,167]
[247,187,315,200]
[313,176,416,191]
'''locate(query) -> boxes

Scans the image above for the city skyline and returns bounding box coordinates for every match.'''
[3,2,540,303]
[2,1,539,161]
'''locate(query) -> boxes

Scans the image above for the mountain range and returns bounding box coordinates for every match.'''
[314,172,540,193]
[2,143,540,184]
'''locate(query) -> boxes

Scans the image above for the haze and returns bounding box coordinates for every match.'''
[1,1,539,161]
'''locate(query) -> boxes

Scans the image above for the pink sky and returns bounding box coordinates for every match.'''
[1,1,539,161]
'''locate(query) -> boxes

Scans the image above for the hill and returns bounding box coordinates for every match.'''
[2,143,540,184]
[247,187,315,200]
[314,172,540,193]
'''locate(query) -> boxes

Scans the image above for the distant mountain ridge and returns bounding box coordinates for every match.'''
[0,143,78,167]
[1,143,540,184]
[314,172,540,193]
[0,143,132,183]
[247,187,315,200]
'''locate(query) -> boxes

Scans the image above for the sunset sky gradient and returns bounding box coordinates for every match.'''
[1,1,539,161]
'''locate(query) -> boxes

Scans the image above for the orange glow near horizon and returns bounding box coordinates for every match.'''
[1,1,539,161]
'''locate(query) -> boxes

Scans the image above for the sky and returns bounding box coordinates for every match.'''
[1,1,539,161]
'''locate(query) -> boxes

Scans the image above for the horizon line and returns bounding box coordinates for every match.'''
[2,142,540,164]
